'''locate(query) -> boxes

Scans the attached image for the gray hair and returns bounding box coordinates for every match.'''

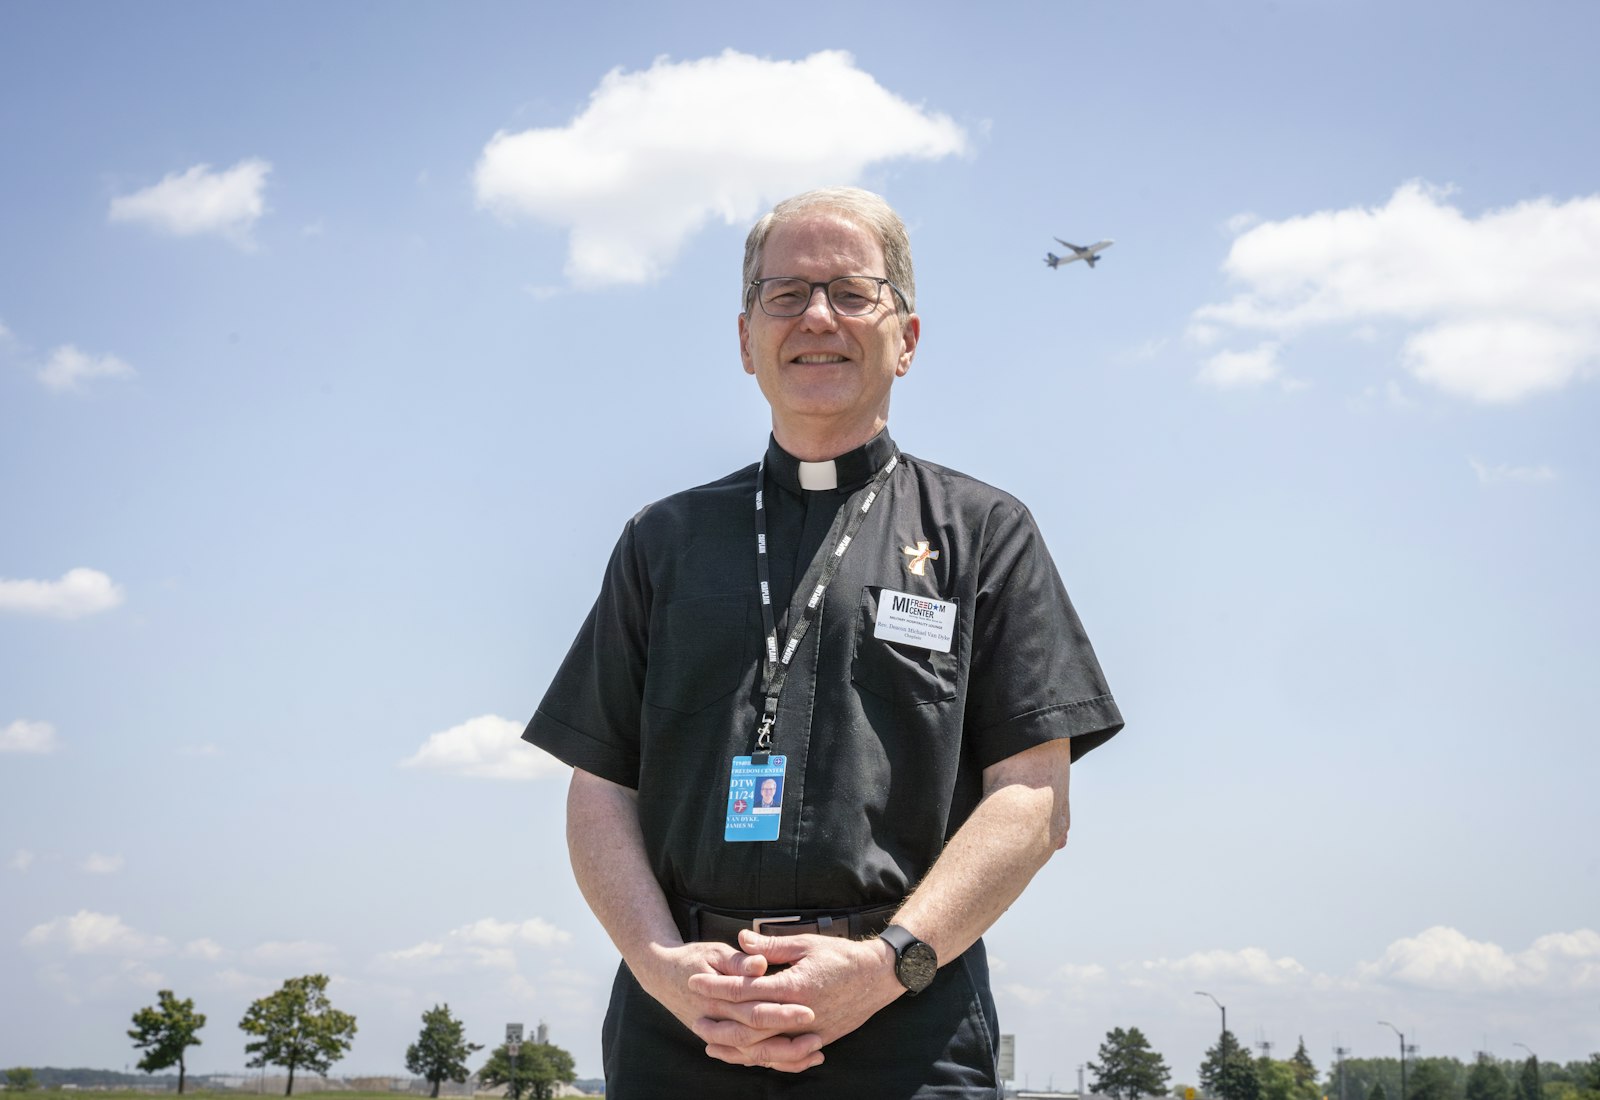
[742,187,915,315]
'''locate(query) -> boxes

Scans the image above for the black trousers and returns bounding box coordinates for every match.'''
[600,939,1000,1099]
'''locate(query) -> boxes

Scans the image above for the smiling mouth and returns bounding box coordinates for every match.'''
[792,354,849,364]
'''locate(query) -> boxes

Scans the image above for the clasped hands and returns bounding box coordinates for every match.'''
[645,930,905,1073]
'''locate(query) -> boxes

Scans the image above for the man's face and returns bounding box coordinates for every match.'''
[760,779,777,804]
[739,213,919,447]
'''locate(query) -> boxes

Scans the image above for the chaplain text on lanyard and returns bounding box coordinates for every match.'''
[723,450,899,842]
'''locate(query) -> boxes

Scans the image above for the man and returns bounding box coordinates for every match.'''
[524,187,1122,1098]
[756,777,780,809]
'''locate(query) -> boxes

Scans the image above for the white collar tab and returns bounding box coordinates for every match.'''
[797,460,839,491]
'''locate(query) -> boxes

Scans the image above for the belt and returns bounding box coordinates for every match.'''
[671,896,899,948]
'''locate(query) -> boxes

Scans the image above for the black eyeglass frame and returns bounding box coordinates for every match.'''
[745,276,911,318]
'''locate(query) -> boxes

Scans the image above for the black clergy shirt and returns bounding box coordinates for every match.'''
[524,429,1122,914]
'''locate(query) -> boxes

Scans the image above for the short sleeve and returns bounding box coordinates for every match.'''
[522,519,650,788]
[963,503,1123,767]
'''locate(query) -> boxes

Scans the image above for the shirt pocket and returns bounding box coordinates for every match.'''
[643,593,753,715]
[850,586,959,706]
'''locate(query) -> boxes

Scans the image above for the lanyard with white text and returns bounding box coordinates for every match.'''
[752,451,899,754]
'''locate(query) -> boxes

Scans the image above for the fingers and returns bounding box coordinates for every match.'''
[725,951,768,977]
[687,966,795,1002]
[737,929,810,963]
[691,1000,816,1047]
[702,1032,825,1073]
[742,998,816,1030]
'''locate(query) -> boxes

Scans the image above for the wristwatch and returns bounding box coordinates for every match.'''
[879,924,938,995]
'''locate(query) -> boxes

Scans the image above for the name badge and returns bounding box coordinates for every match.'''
[724,755,786,842]
[873,588,957,653]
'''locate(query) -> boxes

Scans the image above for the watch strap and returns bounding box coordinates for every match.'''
[879,923,919,954]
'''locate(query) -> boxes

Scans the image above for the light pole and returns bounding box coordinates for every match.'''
[1197,990,1227,1097]
[1196,991,1226,1038]
[1379,1021,1408,1100]
[1514,1043,1539,1100]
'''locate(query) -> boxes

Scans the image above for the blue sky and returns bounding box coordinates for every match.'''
[2,0,1597,1088]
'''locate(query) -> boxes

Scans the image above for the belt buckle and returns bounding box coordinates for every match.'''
[750,915,802,935]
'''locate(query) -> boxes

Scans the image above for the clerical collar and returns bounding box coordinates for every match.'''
[764,429,897,495]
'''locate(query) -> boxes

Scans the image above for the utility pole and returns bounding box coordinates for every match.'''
[1333,1042,1352,1100]
[1514,1043,1539,1100]
[1379,1022,1413,1100]
[1197,992,1228,1099]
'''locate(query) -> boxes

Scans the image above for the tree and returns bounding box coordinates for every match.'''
[1260,1059,1300,1100]
[1409,1060,1458,1100]
[1518,1059,1541,1100]
[478,1041,576,1100]
[404,1004,482,1098]
[1089,1026,1172,1100]
[4,1068,38,1091]
[1371,1085,1389,1100]
[129,990,207,1094]
[1583,1055,1600,1098]
[1201,1031,1260,1100]
[239,974,357,1096]
[1465,1057,1512,1100]
[1291,1039,1318,1091]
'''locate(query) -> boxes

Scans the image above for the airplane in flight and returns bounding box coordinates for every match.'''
[1044,238,1114,269]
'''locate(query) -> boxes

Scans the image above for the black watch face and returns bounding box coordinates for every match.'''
[897,941,938,993]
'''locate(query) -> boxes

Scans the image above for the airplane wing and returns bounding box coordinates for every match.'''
[1055,237,1114,256]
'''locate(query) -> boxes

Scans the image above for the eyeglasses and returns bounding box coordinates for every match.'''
[746,276,909,318]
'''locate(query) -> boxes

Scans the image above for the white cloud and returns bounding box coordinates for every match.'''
[2,719,58,754]
[120,959,167,991]
[212,968,276,994]
[1224,211,1260,235]
[1057,962,1109,984]
[1197,342,1282,389]
[383,941,446,964]
[381,916,572,975]
[37,345,136,393]
[474,49,968,287]
[22,910,170,957]
[1000,981,1055,1007]
[182,938,225,961]
[1404,316,1591,402]
[400,714,567,780]
[1358,925,1600,993]
[82,853,124,874]
[1470,458,1557,485]
[9,849,35,872]
[1139,945,1310,985]
[0,568,125,619]
[450,917,571,949]
[1193,182,1600,402]
[1134,338,1168,359]
[108,158,271,246]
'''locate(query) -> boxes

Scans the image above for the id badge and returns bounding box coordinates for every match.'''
[724,755,786,842]
[873,588,957,653]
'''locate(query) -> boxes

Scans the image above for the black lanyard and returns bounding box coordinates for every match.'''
[752,450,899,754]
